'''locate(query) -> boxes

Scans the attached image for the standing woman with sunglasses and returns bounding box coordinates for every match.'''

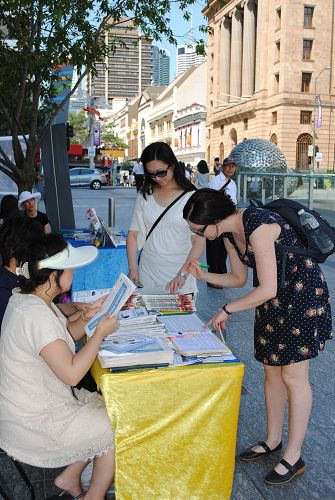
[126,142,205,294]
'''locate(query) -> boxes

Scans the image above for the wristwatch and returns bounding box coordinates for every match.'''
[177,271,187,278]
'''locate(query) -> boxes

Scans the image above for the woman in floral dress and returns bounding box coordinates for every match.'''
[183,189,332,486]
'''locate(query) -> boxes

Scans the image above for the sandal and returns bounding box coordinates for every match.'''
[239,440,282,461]
[264,457,306,485]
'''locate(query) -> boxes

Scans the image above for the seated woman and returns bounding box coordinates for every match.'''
[0,194,19,224]
[18,191,51,233]
[0,234,117,500]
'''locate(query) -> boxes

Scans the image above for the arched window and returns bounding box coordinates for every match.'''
[219,142,224,160]
[296,133,312,169]
[229,128,237,150]
[270,133,278,145]
[207,145,211,163]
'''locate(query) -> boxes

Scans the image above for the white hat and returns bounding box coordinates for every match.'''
[18,191,41,209]
[38,243,98,270]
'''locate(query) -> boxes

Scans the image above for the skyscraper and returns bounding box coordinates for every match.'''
[87,18,152,104]
[176,44,207,77]
[152,46,170,86]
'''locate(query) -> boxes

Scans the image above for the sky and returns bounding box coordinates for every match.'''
[155,0,208,80]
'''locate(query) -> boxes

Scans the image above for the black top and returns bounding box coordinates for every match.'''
[0,267,19,330]
[27,210,49,228]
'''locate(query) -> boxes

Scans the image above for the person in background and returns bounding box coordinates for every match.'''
[132,158,144,192]
[206,157,238,288]
[18,191,51,233]
[0,215,44,327]
[116,168,121,187]
[0,234,117,499]
[184,188,332,486]
[127,142,204,294]
[195,160,209,188]
[0,195,19,225]
[213,157,222,176]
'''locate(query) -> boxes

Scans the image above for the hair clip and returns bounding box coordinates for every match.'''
[15,262,30,280]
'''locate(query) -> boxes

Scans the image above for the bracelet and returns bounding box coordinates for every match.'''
[222,304,232,315]
[81,311,89,322]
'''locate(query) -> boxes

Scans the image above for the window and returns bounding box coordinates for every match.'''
[220,125,224,135]
[275,41,280,62]
[301,72,312,92]
[300,111,312,124]
[243,118,248,130]
[274,73,280,92]
[303,39,313,60]
[210,76,213,94]
[304,6,314,28]
[272,111,277,125]
[276,8,281,29]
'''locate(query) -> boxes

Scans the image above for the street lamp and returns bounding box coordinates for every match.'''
[312,65,331,171]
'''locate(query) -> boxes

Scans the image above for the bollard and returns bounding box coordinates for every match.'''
[108,198,115,227]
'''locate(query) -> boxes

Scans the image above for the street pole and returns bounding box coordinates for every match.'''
[312,66,331,172]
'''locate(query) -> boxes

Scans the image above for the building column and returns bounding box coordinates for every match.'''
[255,0,267,92]
[219,17,231,104]
[242,0,256,97]
[229,7,243,100]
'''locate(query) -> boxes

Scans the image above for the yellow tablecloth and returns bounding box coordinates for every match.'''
[92,359,244,499]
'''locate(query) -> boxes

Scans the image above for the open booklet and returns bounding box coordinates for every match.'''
[85,273,136,336]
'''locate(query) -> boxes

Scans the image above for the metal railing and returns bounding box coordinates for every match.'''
[236,171,335,210]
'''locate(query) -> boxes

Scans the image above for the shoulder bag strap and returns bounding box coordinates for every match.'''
[219,179,231,192]
[138,191,189,265]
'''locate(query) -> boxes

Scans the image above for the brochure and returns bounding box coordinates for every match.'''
[169,331,232,356]
[85,273,136,336]
[142,294,196,314]
[98,334,174,368]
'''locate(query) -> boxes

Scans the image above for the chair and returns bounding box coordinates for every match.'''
[0,449,35,500]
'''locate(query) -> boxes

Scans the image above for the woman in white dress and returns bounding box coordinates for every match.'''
[0,234,117,500]
[127,142,206,294]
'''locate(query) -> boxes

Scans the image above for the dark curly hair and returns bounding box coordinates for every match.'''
[0,213,44,266]
[140,142,196,199]
[19,233,67,294]
[183,188,237,225]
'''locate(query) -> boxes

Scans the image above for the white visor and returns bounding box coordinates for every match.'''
[37,243,98,270]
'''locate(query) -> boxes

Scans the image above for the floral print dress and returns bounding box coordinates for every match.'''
[224,207,333,366]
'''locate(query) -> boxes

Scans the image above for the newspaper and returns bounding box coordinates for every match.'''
[85,273,136,336]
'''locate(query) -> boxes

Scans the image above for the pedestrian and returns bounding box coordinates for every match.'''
[195,160,209,188]
[206,157,237,288]
[123,172,129,186]
[0,195,19,225]
[116,168,121,187]
[18,191,51,233]
[213,157,222,176]
[132,158,144,192]
[183,188,332,486]
[126,142,204,294]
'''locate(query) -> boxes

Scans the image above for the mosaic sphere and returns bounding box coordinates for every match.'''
[229,138,298,198]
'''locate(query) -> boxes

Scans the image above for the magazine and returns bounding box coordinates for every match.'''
[85,273,136,336]
[98,334,174,368]
[141,294,196,315]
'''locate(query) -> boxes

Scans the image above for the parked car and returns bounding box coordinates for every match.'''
[69,168,107,190]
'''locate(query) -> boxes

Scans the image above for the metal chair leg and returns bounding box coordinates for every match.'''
[11,461,35,500]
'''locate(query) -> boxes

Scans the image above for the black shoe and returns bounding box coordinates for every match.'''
[264,457,306,485]
[239,440,282,461]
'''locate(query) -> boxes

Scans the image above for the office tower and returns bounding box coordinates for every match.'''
[176,43,207,77]
[152,46,170,86]
[87,18,152,103]
[205,0,335,170]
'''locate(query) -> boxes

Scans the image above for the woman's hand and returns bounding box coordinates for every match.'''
[166,275,186,293]
[83,296,107,321]
[186,259,207,281]
[206,308,230,332]
[95,314,118,339]
[128,268,139,286]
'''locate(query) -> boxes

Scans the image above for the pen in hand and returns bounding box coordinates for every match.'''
[199,264,209,269]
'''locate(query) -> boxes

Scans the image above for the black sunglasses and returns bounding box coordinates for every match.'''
[189,224,208,237]
[145,165,171,179]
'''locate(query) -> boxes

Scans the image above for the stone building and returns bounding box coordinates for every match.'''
[204,0,335,171]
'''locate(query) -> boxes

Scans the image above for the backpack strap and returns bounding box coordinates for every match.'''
[219,179,231,192]
[138,190,189,265]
